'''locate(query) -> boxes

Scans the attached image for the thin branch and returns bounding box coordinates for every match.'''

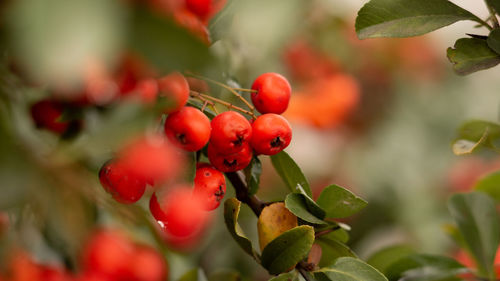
[298,267,314,281]
[314,226,341,238]
[485,0,500,28]
[185,72,256,111]
[225,171,266,216]
[190,90,256,118]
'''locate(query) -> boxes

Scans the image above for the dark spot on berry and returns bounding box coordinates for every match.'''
[204,172,211,177]
[214,185,225,201]
[223,159,237,167]
[232,135,244,147]
[270,136,283,148]
[176,133,187,144]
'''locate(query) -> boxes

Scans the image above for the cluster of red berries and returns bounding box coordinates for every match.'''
[97,71,292,246]
[0,229,167,281]
[164,72,293,172]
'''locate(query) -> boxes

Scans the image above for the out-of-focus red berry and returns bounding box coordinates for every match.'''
[151,186,209,238]
[30,99,70,134]
[158,72,190,113]
[135,78,159,104]
[118,134,185,184]
[127,246,168,281]
[251,73,291,114]
[98,160,146,204]
[185,0,212,22]
[81,230,135,279]
[173,9,210,44]
[193,163,226,210]
[164,106,211,151]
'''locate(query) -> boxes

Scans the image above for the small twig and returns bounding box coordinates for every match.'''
[201,100,209,112]
[185,72,256,111]
[190,90,256,119]
[298,267,314,281]
[485,0,500,28]
[314,226,341,238]
[225,172,266,216]
[232,87,257,93]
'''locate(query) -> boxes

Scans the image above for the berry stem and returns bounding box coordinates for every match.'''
[184,72,256,112]
[190,90,256,119]
[232,87,257,93]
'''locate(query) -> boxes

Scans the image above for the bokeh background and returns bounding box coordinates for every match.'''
[0,0,499,280]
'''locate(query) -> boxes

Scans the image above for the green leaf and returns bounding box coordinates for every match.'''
[129,6,214,73]
[320,227,350,244]
[208,0,238,42]
[184,152,197,183]
[271,151,312,197]
[384,254,467,281]
[474,170,500,201]
[223,198,260,261]
[244,156,262,195]
[316,185,367,219]
[448,192,500,279]
[316,238,357,268]
[268,272,299,281]
[178,268,208,281]
[285,193,326,225]
[355,0,479,39]
[447,38,500,75]
[487,29,500,54]
[453,119,500,154]
[366,245,416,275]
[261,225,315,275]
[314,257,388,281]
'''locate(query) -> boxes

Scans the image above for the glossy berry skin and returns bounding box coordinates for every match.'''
[210,111,252,154]
[99,160,146,204]
[150,187,208,237]
[207,142,252,172]
[164,106,211,151]
[193,163,226,210]
[30,99,70,134]
[250,114,292,155]
[81,230,135,279]
[127,245,168,281]
[251,73,291,114]
[158,72,190,113]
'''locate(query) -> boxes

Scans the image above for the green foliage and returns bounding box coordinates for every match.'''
[223,198,260,261]
[261,225,314,275]
[447,38,500,75]
[384,254,467,281]
[270,151,312,197]
[355,0,479,39]
[448,192,500,279]
[179,268,209,281]
[268,272,299,281]
[474,170,500,201]
[314,257,388,281]
[452,119,500,155]
[487,29,500,54]
[316,238,357,268]
[367,245,416,275]
[285,193,326,225]
[316,185,367,219]
[244,156,262,195]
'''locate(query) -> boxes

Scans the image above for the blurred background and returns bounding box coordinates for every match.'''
[0,0,499,280]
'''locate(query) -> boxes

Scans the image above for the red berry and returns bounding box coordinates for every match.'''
[210,111,252,154]
[136,78,159,104]
[193,163,226,210]
[251,73,291,114]
[119,134,184,184]
[164,107,211,151]
[30,99,70,134]
[185,0,212,22]
[81,230,135,279]
[150,186,208,237]
[158,72,189,113]
[250,114,292,155]
[99,160,146,204]
[207,142,252,172]
[127,246,168,281]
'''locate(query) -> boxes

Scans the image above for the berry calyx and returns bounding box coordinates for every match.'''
[193,163,226,210]
[251,73,291,114]
[250,114,292,155]
[98,160,146,204]
[207,142,252,172]
[164,106,211,151]
[210,111,252,154]
[150,186,208,237]
[158,72,190,113]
